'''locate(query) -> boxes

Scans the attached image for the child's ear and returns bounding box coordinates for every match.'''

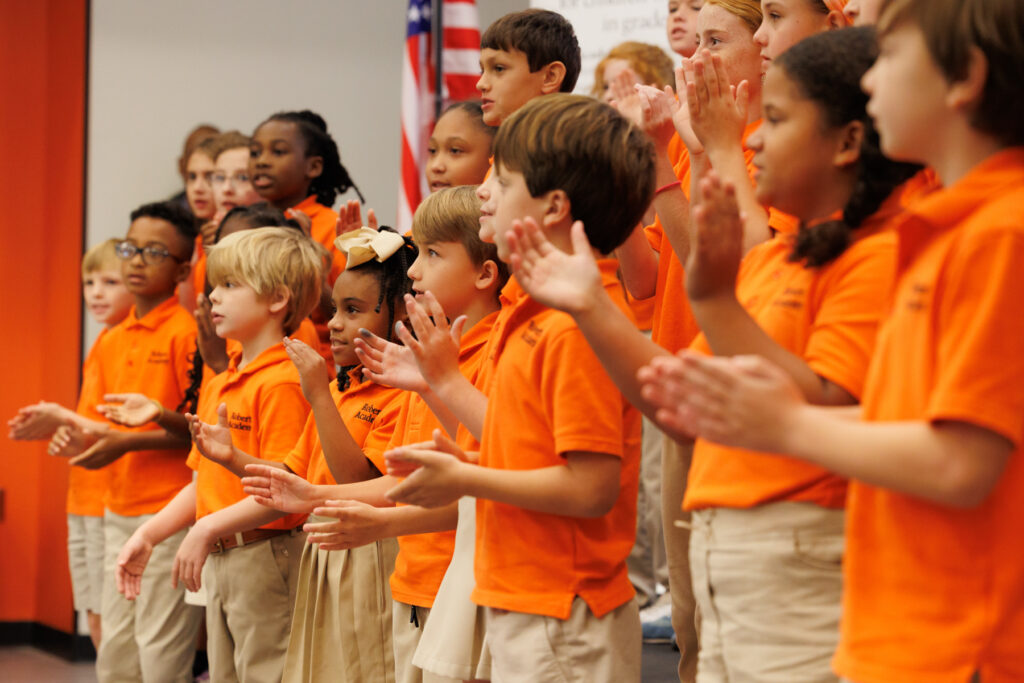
[539,61,568,95]
[268,286,291,315]
[946,45,988,114]
[833,120,865,169]
[305,155,324,181]
[474,260,500,292]
[174,261,192,285]
[540,189,572,228]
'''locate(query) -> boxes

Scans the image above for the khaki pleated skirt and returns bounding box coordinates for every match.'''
[283,519,399,683]
[412,497,491,681]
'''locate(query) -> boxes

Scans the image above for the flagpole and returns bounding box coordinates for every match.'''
[433,0,444,119]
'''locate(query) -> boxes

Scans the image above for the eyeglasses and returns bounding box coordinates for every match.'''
[211,172,251,187]
[116,241,187,265]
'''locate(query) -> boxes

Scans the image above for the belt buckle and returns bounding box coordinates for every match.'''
[213,537,225,554]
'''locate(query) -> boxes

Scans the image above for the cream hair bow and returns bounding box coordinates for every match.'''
[823,0,851,25]
[335,227,406,270]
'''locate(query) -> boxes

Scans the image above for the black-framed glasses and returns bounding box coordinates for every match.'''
[116,241,186,265]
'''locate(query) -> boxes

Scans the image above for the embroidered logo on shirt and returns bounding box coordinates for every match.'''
[521,320,543,347]
[229,412,253,431]
[355,403,382,423]
[772,286,805,310]
[905,282,930,311]
[148,350,170,364]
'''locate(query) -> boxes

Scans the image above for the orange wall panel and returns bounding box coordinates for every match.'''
[0,0,87,632]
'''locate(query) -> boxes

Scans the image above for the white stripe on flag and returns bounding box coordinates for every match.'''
[443,2,479,28]
[443,48,482,75]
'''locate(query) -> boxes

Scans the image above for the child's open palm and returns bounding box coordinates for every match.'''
[354,332,427,393]
[8,401,68,441]
[242,463,318,514]
[97,393,161,427]
[115,532,153,601]
[283,337,330,403]
[686,172,744,301]
[171,525,211,593]
[686,50,749,155]
[187,403,236,467]
[336,199,378,235]
[385,430,474,508]
[304,499,387,550]
[393,292,466,391]
[195,294,229,375]
[507,217,604,316]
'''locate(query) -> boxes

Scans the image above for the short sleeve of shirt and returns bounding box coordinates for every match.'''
[804,234,897,399]
[927,229,1024,444]
[542,326,626,459]
[284,411,319,478]
[255,382,310,463]
[361,394,405,473]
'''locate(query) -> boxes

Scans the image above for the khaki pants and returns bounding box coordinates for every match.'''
[627,416,670,603]
[96,511,203,683]
[282,527,398,683]
[206,531,305,683]
[484,598,641,683]
[662,436,699,682]
[68,513,105,614]
[690,502,844,683]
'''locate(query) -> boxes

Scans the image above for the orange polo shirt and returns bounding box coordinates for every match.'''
[645,125,798,352]
[684,196,902,510]
[471,260,642,620]
[284,369,405,485]
[387,310,498,609]
[94,298,197,516]
[191,237,207,297]
[223,317,332,380]
[292,195,343,285]
[185,344,309,530]
[66,331,111,517]
[834,149,1024,683]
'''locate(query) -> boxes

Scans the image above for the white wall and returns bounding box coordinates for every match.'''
[532,0,675,96]
[85,0,525,344]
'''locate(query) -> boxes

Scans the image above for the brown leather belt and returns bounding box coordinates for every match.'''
[210,527,299,554]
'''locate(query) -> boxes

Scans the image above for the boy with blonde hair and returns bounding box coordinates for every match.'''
[116,227,322,683]
[7,238,134,650]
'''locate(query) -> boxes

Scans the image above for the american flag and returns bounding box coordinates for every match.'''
[398,0,481,233]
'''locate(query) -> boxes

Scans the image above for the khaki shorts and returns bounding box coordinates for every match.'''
[690,502,844,683]
[67,513,105,614]
[484,598,641,683]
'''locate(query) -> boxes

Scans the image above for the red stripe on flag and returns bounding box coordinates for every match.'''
[443,27,480,51]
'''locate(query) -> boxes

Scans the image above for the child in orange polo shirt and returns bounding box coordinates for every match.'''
[382,94,653,682]
[7,238,133,650]
[114,227,322,683]
[303,186,507,683]
[98,205,326,431]
[56,201,203,683]
[228,228,415,682]
[507,27,919,682]
[249,110,363,286]
[648,1,1024,681]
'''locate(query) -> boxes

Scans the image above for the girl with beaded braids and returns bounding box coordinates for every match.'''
[249,110,365,288]
[236,226,415,682]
